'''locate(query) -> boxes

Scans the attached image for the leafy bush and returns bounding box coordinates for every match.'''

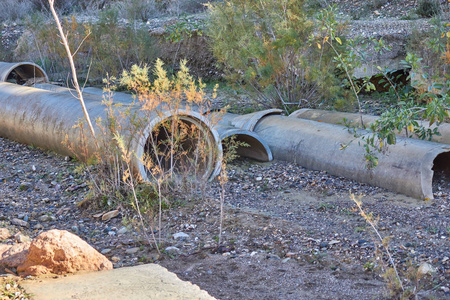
[207,0,345,112]
[416,0,442,18]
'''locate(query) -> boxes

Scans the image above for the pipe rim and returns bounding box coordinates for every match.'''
[0,62,48,83]
[218,127,273,162]
[135,109,223,182]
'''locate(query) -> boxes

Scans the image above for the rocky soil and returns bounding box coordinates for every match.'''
[1,1,449,300]
[0,135,449,299]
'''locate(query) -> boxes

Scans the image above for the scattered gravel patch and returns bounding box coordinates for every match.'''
[1,136,448,299]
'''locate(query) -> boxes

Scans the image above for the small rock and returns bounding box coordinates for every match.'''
[125,247,140,254]
[33,223,44,230]
[173,232,189,240]
[5,283,10,291]
[117,227,128,235]
[38,215,51,222]
[0,243,30,268]
[0,228,11,240]
[11,218,29,228]
[255,176,263,181]
[101,249,112,255]
[417,262,435,275]
[165,246,180,255]
[14,233,31,243]
[111,256,121,262]
[102,210,119,221]
[319,242,329,248]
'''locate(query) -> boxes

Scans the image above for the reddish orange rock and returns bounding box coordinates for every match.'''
[17,229,113,276]
[0,242,30,269]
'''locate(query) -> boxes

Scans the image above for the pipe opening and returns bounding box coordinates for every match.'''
[142,116,218,181]
[432,151,450,194]
[5,64,47,85]
[223,134,271,162]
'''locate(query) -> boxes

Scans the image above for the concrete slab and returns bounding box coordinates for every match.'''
[20,264,216,300]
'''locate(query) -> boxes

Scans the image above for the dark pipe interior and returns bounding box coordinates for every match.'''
[144,118,212,179]
[432,152,450,195]
[6,65,47,84]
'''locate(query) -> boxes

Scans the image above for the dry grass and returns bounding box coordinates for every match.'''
[0,0,34,23]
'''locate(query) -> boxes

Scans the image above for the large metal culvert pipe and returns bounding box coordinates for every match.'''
[291,108,450,145]
[0,82,222,181]
[32,83,274,163]
[219,110,450,200]
[0,62,48,84]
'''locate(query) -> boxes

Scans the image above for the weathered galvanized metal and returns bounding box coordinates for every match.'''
[291,108,450,145]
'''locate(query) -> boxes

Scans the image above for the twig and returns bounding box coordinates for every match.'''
[49,0,97,146]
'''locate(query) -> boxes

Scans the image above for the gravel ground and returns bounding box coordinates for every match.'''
[1,2,449,299]
[0,136,449,299]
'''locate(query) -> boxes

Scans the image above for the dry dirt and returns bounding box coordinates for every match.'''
[1,2,450,299]
[0,136,449,300]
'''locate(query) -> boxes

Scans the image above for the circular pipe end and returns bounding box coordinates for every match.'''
[135,110,222,183]
[0,62,48,84]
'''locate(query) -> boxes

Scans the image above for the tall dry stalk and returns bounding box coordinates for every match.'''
[48,0,97,145]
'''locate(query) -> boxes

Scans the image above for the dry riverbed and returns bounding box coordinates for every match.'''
[0,136,449,299]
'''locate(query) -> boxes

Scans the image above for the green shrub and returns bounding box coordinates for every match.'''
[416,0,442,18]
[207,0,345,112]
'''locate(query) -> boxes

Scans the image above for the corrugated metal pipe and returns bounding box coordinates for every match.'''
[0,62,223,181]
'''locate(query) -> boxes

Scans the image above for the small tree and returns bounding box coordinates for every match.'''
[207,0,344,112]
